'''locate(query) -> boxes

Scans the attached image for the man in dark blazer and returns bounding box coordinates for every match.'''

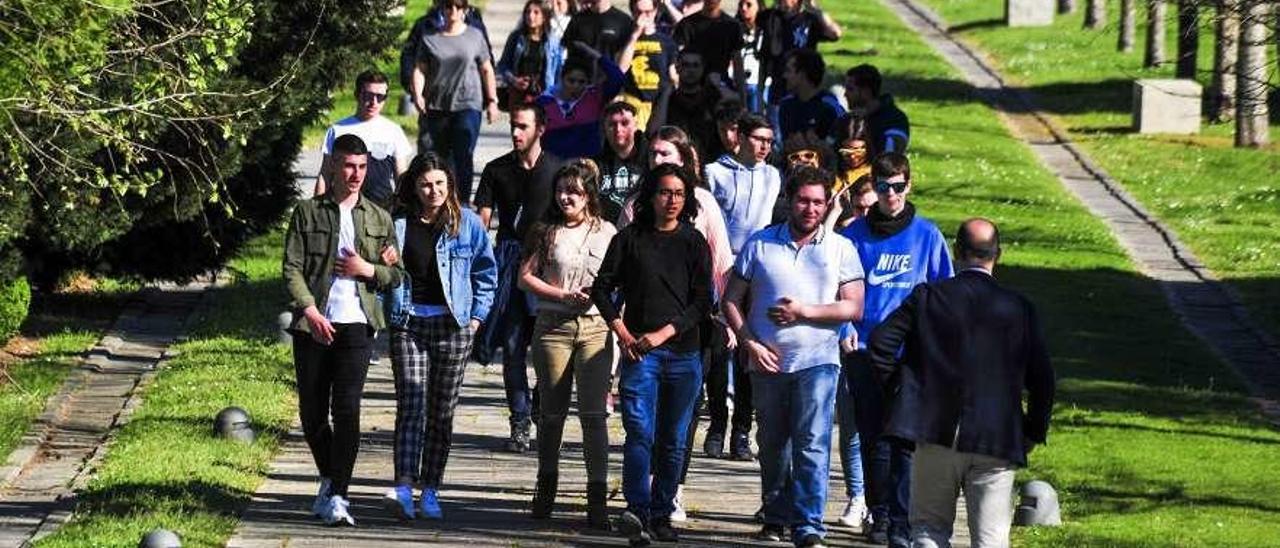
[867,218,1055,548]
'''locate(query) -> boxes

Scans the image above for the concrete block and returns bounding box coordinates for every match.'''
[1006,0,1054,26]
[1133,79,1202,134]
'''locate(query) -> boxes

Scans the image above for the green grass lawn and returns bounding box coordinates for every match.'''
[911,0,1280,343]
[34,233,297,547]
[824,0,1280,544]
[0,283,133,466]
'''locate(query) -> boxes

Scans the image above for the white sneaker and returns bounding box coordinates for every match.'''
[322,494,356,526]
[670,485,688,522]
[838,495,867,528]
[311,477,332,516]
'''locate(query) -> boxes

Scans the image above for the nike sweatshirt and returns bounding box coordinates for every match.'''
[705,154,783,255]
[840,214,954,349]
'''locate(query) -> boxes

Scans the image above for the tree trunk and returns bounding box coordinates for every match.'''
[1145,0,1168,67]
[1235,0,1271,146]
[1120,0,1138,51]
[1211,0,1239,122]
[1175,0,1200,77]
[1085,0,1106,28]
[1059,0,1078,14]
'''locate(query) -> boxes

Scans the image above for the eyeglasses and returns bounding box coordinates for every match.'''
[746,134,774,145]
[874,180,909,194]
[787,150,819,163]
[657,189,686,201]
[360,91,388,103]
[838,146,867,156]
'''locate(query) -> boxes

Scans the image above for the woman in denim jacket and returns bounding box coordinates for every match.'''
[497,0,552,109]
[382,153,497,520]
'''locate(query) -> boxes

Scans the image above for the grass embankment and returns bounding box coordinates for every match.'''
[0,284,133,465]
[826,0,1280,545]
[35,233,296,547]
[913,0,1280,342]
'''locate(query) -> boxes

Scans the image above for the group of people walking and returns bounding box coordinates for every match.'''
[282,0,1056,547]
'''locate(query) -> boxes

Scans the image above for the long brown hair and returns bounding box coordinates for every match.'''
[651,125,704,187]
[525,159,604,267]
[394,153,463,237]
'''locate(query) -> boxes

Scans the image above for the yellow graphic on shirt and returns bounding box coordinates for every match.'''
[630,39,665,92]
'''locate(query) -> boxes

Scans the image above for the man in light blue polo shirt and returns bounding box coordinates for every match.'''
[722,165,865,548]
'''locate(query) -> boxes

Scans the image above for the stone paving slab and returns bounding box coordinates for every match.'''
[229,360,910,548]
[0,278,221,546]
[883,0,1280,407]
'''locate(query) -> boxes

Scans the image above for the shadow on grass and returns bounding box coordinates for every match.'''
[75,479,249,517]
[21,289,133,338]
[189,277,286,342]
[1068,481,1280,519]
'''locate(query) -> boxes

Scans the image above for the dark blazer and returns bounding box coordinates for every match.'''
[867,269,1055,466]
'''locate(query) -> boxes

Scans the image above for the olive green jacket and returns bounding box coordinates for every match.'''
[282,194,403,334]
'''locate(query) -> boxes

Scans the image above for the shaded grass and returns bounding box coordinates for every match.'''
[825,0,1280,544]
[0,332,99,464]
[913,0,1280,342]
[34,232,297,548]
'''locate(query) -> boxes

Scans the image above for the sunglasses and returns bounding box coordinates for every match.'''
[787,150,819,163]
[360,91,389,103]
[838,146,867,156]
[874,180,909,194]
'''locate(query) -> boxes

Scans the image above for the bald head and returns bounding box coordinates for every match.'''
[955,218,1000,269]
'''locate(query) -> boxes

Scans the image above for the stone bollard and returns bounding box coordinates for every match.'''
[1006,0,1054,26]
[214,406,256,444]
[1133,79,1202,134]
[1013,480,1062,526]
[277,311,293,346]
[139,529,182,548]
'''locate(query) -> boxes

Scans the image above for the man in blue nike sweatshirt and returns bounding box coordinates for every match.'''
[838,152,953,547]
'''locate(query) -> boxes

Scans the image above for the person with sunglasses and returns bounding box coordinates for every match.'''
[838,152,953,547]
[315,70,413,210]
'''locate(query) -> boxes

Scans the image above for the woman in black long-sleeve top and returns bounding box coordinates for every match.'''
[590,163,712,544]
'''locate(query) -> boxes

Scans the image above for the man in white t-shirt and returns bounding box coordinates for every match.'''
[316,70,413,209]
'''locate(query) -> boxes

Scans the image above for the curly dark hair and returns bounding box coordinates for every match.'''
[632,163,701,229]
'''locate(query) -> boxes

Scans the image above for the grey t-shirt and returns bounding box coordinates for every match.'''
[417,27,488,112]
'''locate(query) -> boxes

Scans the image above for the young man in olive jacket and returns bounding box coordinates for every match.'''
[282,134,404,526]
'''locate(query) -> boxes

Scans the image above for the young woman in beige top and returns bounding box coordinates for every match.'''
[517,159,617,529]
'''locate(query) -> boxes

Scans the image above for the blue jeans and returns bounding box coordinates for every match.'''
[847,351,912,545]
[423,109,481,203]
[620,348,703,521]
[836,366,865,498]
[753,363,839,543]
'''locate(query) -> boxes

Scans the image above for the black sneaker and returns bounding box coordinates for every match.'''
[617,510,651,547]
[754,524,785,542]
[797,533,827,547]
[506,421,531,453]
[729,430,754,461]
[866,517,889,544]
[649,517,679,543]
[703,429,725,458]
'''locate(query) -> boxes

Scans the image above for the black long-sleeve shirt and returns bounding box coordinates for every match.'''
[590,223,713,353]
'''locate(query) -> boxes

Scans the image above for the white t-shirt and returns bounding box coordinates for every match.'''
[322,115,412,206]
[324,206,370,324]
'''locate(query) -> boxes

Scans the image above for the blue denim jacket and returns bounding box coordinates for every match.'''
[385,209,498,329]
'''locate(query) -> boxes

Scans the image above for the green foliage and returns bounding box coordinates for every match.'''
[0,0,403,285]
[826,0,1280,544]
[0,276,31,342]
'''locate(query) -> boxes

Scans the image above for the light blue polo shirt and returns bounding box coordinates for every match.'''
[735,223,864,373]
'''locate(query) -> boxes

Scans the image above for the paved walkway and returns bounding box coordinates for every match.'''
[0,279,219,546]
[234,1,962,546]
[882,0,1280,408]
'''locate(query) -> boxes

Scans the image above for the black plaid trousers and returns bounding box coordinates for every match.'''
[390,314,475,488]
